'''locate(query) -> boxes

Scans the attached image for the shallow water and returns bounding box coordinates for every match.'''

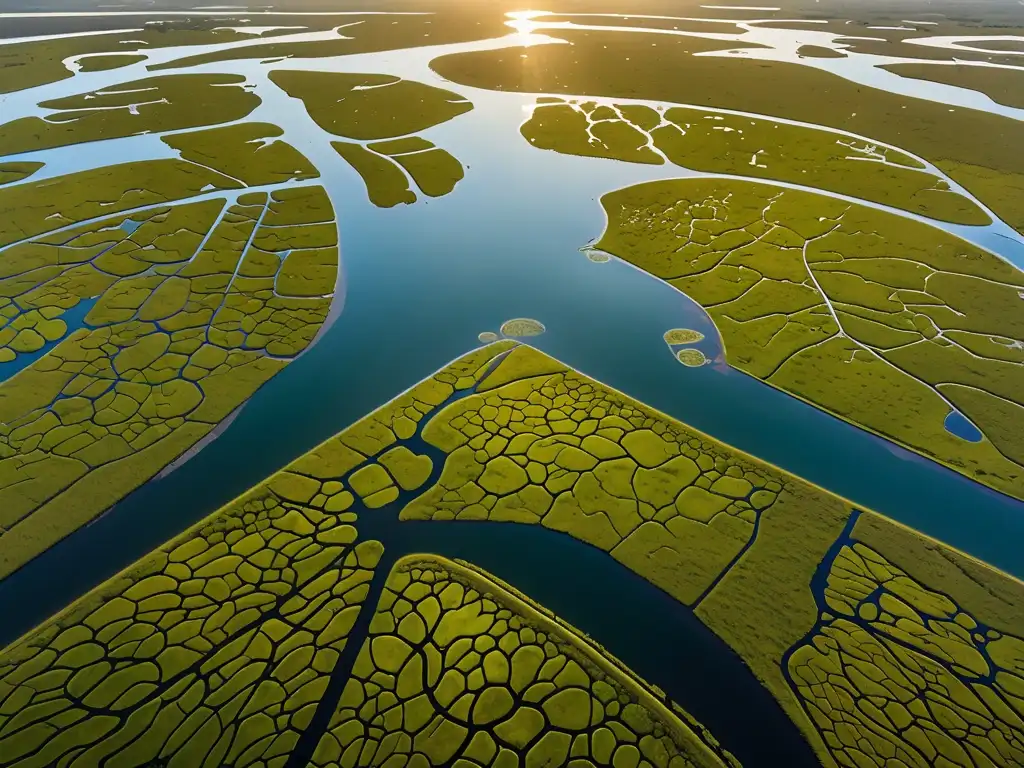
[944,408,984,442]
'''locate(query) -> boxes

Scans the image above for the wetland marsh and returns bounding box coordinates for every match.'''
[0,1,1023,766]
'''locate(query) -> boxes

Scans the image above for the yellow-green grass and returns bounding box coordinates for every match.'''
[0,344,517,767]
[393,147,465,198]
[787,522,1024,767]
[334,136,466,208]
[404,343,784,608]
[521,97,987,225]
[0,27,275,94]
[0,74,260,156]
[333,142,417,208]
[882,62,1024,110]
[309,554,736,768]
[500,318,545,338]
[0,160,237,249]
[0,163,42,186]
[270,70,472,141]
[664,329,704,345]
[796,45,846,58]
[2,340,1022,768]
[151,11,510,71]
[162,122,318,188]
[0,490,383,768]
[399,343,1024,766]
[0,186,339,579]
[430,29,1024,233]
[594,177,1024,499]
[76,53,147,72]
[677,349,708,367]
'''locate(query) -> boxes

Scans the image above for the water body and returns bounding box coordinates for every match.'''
[944,408,984,442]
[0,298,95,379]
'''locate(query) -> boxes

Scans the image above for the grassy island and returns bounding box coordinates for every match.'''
[431,32,1024,235]
[0,343,1021,767]
[593,177,1024,500]
[0,124,340,578]
[0,74,261,156]
[310,555,737,768]
[270,70,471,208]
[521,97,986,226]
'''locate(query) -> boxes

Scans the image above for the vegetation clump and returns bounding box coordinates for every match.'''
[664,329,704,345]
[677,349,708,367]
[500,318,546,338]
[0,74,261,155]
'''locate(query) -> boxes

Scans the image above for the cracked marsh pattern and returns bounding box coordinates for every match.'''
[310,555,738,768]
[0,163,339,579]
[787,517,1024,768]
[595,177,1024,500]
[403,344,783,607]
[0,343,1021,768]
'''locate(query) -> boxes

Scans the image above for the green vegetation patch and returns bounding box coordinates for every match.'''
[882,62,1024,110]
[404,345,782,606]
[595,177,1024,499]
[787,527,1024,768]
[676,349,708,367]
[270,70,472,141]
[0,162,43,186]
[162,122,318,187]
[500,318,545,338]
[393,147,465,198]
[0,159,237,249]
[0,486,383,767]
[0,184,339,578]
[309,554,737,768]
[77,53,147,72]
[0,26,293,94]
[521,97,986,225]
[306,73,470,209]
[0,74,261,156]
[152,12,510,71]
[664,329,704,345]
[333,141,416,208]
